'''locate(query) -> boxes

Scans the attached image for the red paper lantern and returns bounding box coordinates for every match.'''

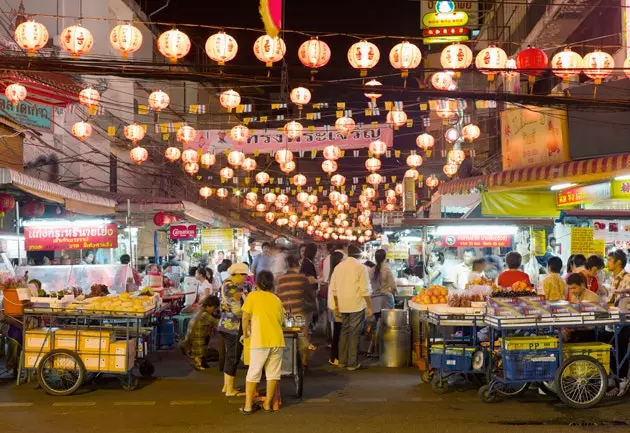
[515,46,548,77]
[153,212,173,227]
[0,193,15,214]
[22,200,45,217]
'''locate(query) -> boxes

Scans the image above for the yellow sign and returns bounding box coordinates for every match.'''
[533,230,546,256]
[423,35,469,44]
[611,180,630,199]
[422,11,468,27]
[570,227,605,256]
[201,228,234,253]
[500,104,570,170]
[387,243,409,260]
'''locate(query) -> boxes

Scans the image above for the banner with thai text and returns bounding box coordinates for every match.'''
[188,125,393,154]
[24,224,118,251]
[441,234,511,248]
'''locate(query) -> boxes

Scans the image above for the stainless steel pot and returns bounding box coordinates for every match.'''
[381,308,409,328]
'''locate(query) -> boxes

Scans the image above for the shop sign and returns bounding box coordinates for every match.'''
[421,1,478,28]
[0,96,53,131]
[422,27,470,44]
[422,11,468,27]
[169,224,197,240]
[201,228,234,252]
[387,243,410,260]
[570,227,605,256]
[611,180,630,199]
[500,104,569,170]
[189,126,393,154]
[556,182,610,207]
[24,224,118,251]
[441,234,511,248]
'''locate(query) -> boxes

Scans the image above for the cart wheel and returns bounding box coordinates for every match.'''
[431,377,449,394]
[555,355,607,409]
[36,349,85,397]
[538,381,557,398]
[478,384,498,403]
[495,381,530,398]
[137,359,155,378]
[121,375,139,391]
[421,369,434,384]
[294,355,304,398]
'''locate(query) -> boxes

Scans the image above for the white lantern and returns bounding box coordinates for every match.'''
[110,24,143,59]
[148,90,170,111]
[220,89,241,111]
[389,41,422,77]
[253,35,286,67]
[205,31,238,65]
[60,25,93,58]
[157,29,191,63]
[14,20,49,56]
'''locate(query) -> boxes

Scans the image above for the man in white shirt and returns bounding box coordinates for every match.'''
[330,244,372,370]
[322,244,348,284]
[455,248,476,291]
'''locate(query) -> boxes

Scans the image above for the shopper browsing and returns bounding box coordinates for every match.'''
[330,244,372,371]
[497,252,532,288]
[543,256,567,302]
[240,271,285,415]
[182,295,220,371]
[567,273,602,303]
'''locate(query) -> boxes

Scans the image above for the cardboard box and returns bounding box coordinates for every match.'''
[25,328,59,352]
[79,330,114,353]
[108,339,136,372]
[54,329,80,351]
[23,352,45,369]
[81,354,108,371]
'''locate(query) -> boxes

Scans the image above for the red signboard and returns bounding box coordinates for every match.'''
[24,224,118,251]
[170,224,197,240]
[441,234,511,248]
[556,182,610,207]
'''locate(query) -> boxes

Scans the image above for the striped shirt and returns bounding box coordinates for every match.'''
[276,271,316,316]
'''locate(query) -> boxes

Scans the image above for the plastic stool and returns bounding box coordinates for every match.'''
[172,313,193,338]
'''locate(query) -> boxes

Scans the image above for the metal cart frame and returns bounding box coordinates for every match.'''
[280,329,304,398]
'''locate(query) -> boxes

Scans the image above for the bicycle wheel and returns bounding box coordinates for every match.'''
[495,381,529,397]
[36,349,85,396]
[556,355,607,409]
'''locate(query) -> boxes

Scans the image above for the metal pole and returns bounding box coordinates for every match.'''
[15,201,21,266]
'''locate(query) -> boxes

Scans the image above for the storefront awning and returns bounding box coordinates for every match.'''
[0,167,116,215]
[439,153,630,195]
[114,198,232,228]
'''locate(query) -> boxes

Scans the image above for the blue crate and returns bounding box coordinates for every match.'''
[503,349,559,381]
[430,346,474,372]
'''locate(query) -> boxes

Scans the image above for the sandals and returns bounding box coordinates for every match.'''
[239,404,260,415]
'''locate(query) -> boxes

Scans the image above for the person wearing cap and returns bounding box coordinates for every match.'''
[218,262,253,397]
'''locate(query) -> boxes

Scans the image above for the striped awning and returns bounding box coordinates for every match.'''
[439,153,630,195]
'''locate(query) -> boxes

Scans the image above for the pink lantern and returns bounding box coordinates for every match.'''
[148,90,170,111]
[158,29,191,63]
[60,25,93,58]
[444,128,460,143]
[5,83,26,105]
[347,40,380,76]
[14,20,49,56]
[110,24,143,59]
[176,125,197,145]
[164,147,181,162]
[220,89,241,111]
[200,153,216,168]
[365,157,382,172]
[389,41,422,77]
[231,124,250,143]
[205,31,238,65]
[253,35,286,67]
[181,149,199,164]
[323,145,341,161]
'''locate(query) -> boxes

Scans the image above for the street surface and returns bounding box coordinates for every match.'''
[1,346,630,433]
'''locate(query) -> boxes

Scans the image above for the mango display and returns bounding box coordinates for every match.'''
[66,292,157,314]
[412,285,448,305]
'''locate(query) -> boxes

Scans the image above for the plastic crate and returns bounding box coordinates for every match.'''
[503,349,559,381]
[430,345,475,372]
[503,336,559,351]
[563,342,612,374]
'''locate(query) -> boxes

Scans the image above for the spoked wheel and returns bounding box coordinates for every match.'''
[495,381,530,397]
[36,349,85,396]
[120,374,140,391]
[431,376,449,394]
[478,384,498,403]
[555,355,607,409]
[538,381,557,397]
[294,354,304,398]
[421,369,434,384]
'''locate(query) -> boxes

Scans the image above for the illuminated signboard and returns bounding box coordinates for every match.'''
[421,1,479,28]
[422,11,468,27]
[556,182,611,207]
[435,0,455,13]
[422,27,470,44]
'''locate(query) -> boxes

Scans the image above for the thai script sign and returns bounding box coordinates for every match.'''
[24,224,118,251]
[0,96,53,131]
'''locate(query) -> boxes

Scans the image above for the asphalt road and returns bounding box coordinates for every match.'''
[1,347,630,433]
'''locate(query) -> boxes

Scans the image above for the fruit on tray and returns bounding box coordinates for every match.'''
[448,293,487,308]
[412,285,448,305]
[79,294,157,313]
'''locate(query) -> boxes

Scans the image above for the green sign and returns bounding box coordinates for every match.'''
[0,96,53,131]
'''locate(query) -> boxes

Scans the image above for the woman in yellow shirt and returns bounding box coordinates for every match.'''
[543,257,566,301]
[241,270,285,414]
